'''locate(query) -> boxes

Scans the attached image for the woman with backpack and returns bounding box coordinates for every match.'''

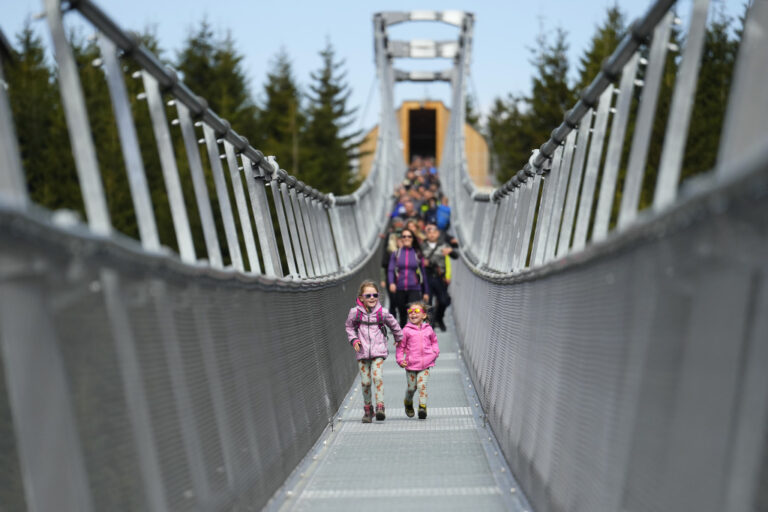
[388,228,430,328]
[345,280,403,423]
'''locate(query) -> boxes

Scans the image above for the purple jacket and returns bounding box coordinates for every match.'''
[396,322,439,371]
[345,298,403,361]
[387,248,430,295]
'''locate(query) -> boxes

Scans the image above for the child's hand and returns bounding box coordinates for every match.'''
[399,360,407,367]
[353,341,361,352]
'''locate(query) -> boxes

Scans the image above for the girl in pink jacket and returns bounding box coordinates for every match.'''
[345,281,403,423]
[396,301,439,419]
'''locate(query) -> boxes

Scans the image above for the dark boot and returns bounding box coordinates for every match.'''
[362,405,373,423]
[418,404,427,419]
[404,399,415,418]
[375,403,386,421]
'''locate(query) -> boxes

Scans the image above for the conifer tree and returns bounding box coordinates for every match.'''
[465,95,481,129]
[575,5,626,92]
[176,21,258,140]
[487,27,574,183]
[527,28,576,148]
[6,23,81,214]
[303,40,363,194]
[486,95,535,183]
[257,49,305,174]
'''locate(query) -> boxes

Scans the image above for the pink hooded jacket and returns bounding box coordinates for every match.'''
[345,298,403,361]
[396,322,439,371]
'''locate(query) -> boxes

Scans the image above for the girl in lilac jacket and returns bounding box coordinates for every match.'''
[396,301,439,419]
[345,281,403,423]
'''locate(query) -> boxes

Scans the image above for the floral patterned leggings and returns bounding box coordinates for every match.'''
[358,358,385,406]
[405,369,430,406]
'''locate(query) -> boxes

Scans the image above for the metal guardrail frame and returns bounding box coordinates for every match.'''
[1,0,402,280]
[445,0,767,276]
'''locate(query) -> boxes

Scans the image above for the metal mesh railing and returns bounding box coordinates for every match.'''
[0,208,384,511]
[0,0,404,510]
[450,153,768,511]
[440,0,768,510]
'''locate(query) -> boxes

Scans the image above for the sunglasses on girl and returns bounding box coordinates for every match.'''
[363,293,379,298]
[407,307,424,314]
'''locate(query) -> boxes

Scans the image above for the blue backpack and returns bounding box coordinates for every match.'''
[436,204,451,231]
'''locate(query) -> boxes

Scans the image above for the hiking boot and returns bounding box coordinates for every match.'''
[362,405,373,423]
[375,403,386,421]
[404,399,415,418]
[418,404,427,419]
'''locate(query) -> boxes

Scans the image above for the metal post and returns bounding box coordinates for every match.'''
[284,185,310,277]
[479,201,498,268]
[653,0,710,210]
[557,113,593,258]
[141,73,196,263]
[98,35,160,251]
[592,53,640,242]
[0,49,27,208]
[241,156,282,277]
[321,205,340,272]
[531,145,563,267]
[44,0,111,235]
[202,124,243,271]
[267,170,297,277]
[515,175,542,270]
[544,129,578,262]
[509,185,532,271]
[617,12,673,229]
[301,192,324,275]
[176,104,223,268]
[717,0,768,176]
[223,141,260,273]
[573,85,613,251]
[328,203,348,269]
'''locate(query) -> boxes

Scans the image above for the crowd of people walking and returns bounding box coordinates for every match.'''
[381,156,458,331]
[346,155,457,424]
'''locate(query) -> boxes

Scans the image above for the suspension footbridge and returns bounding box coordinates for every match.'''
[1,0,767,511]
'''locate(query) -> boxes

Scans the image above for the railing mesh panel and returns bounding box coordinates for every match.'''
[451,165,768,512]
[0,210,380,511]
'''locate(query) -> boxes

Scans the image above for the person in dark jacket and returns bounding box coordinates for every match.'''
[422,223,458,331]
[388,228,430,327]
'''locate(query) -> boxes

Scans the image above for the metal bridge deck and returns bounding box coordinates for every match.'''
[268,311,530,511]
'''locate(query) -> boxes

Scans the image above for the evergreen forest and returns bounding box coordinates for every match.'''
[3,3,747,247]
[486,3,746,224]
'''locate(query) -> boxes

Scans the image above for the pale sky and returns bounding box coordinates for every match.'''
[3,0,736,133]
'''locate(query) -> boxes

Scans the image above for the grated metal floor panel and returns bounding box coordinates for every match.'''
[268,311,532,512]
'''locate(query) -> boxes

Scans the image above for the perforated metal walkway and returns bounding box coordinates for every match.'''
[267,311,531,511]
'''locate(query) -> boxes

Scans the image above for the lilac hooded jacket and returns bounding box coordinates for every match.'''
[387,247,430,295]
[396,322,439,371]
[345,298,403,361]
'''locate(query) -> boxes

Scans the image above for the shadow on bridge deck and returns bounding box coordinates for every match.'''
[266,311,531,512]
